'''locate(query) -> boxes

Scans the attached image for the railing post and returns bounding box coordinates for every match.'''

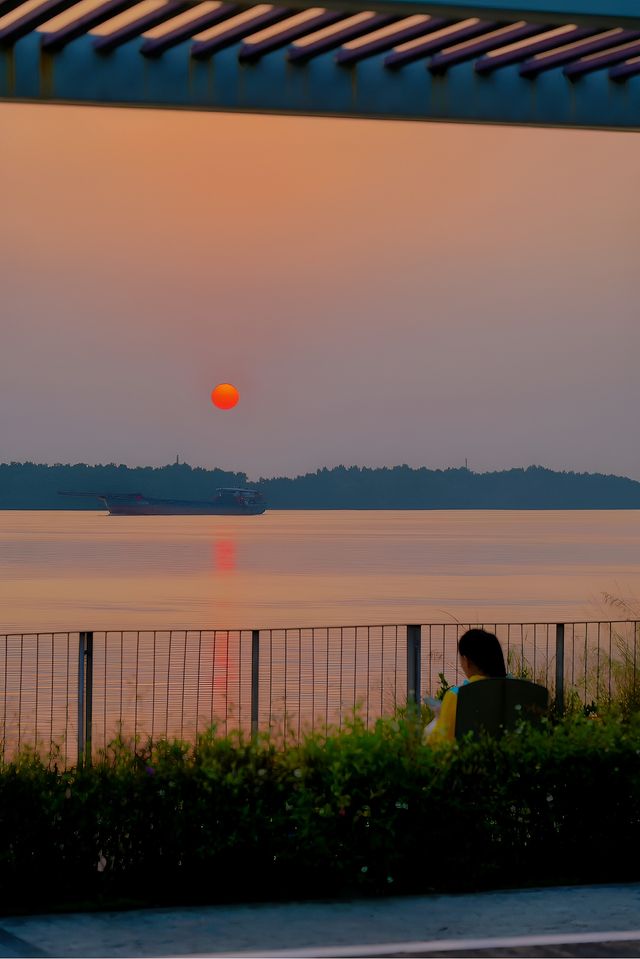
[555,623,565,715]
[407,624,421,710]
[251,629,259,737]
[77,631,93,766]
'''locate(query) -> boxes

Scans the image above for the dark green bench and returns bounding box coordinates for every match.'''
[455,677,549,740]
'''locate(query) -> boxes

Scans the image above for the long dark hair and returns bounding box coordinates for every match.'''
[458,629,506,678]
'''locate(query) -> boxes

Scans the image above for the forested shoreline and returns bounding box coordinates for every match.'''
[2,461,640,509]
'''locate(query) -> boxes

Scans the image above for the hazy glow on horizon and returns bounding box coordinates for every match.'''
[1,102,639,480]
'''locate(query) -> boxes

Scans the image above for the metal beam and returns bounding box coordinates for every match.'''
[519,28,640,75]
[385,18,497,68]
[126,1,640,29]
[336,15,449,65]
[3,31,639,130]
[41,0,143,52]
[286,3,640,29]
[0,0,79,45]
[288,12,397,63]
[428,20,546,72]
[92,2,192,52]
[141,4,243,57]
[239,10,345,61]
[564,36,640,76]
[473,24,597,72]
[610,57,640,81]
[191,6,292,58]
[16,0,637,28]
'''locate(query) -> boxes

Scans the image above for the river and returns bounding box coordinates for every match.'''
[1,509,639,632]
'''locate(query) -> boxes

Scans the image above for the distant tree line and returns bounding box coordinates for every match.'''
[0,462,247,509]
[2,461,640,509]
[259,464,640,509]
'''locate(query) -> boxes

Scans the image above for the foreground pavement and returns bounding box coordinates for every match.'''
[0,883,639,958]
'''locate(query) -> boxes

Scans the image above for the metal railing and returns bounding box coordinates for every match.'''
[0,621,638,765]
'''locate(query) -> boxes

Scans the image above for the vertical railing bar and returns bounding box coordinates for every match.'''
[283,629,288,744]
[583,624,588,704]
[268,630,273,729]
[325,628,329,733]
[394,626,398,706]
[134,631,140,750]
[104,634,108,756]
[251,629,259,739]
[119,632,124,731]
[555,623,565,715]
[218,629,222,736]
[85,632,93,766]
[365,626,370,729]
[166,630,172,738]
[64,633,70,768]
[77,633,85,767]
[380,629,384,719]
[225,632,229,736]
[181,629,187,741]
[353,628,357,718]
[596,622,601,704]
[34,634,39,750]
[195,631,202,744]
[151,631,156,745]
[50,634,55,756]
[311,628,315,734]
[297,629,302,743]
[239,632,243,737]
[608,621,612,702]
[226,631,231,735]
[3,635,8,765]
[339,627,343,731]
[18,635,24,755]
[211,629,218,726]
[422,625,427,698]
[546,623,550,687]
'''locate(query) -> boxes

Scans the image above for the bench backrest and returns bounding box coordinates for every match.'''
[454,678,549,740]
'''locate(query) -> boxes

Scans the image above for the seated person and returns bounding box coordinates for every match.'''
[426,628,506,742]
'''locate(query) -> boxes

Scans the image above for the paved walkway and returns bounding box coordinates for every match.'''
[0,883,639,957]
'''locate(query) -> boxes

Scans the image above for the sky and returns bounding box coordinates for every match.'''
[1,102,639,480]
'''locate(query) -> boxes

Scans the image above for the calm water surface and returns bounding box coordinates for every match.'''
[2,510,640,632]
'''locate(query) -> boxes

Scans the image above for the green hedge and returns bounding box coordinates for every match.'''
[2,715,640,913]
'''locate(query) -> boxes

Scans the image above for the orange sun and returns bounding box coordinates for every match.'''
[211,383,240,410]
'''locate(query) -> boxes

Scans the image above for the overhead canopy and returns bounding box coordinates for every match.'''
[0,0,638,128]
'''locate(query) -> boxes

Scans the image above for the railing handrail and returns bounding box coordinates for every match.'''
[2,618,639,637]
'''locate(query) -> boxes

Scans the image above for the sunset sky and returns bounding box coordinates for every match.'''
[1,102,639,480]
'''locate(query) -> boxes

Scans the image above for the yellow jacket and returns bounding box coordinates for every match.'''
[428,674,488,742]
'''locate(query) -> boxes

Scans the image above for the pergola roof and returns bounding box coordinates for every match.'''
[1,0,639,127]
